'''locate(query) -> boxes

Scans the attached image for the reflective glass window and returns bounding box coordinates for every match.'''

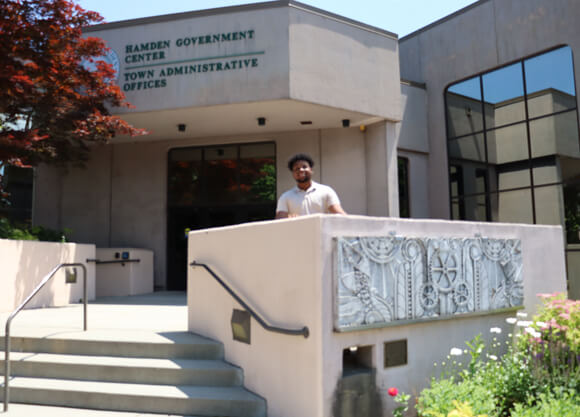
[448,134,486,162]
[486,123,528,164]
[525,47,576,119]
[529,111,580,158]
[494,189,534,223]
[535,185,565,225]
[532,157,559,186]
[446,77,484,138]
[482,63,525,128]
[446,46,580,232]
[495,163,531,191]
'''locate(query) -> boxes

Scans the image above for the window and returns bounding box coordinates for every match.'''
[445,46,580,241]
[398,156,410,218]
[0,166,34,224]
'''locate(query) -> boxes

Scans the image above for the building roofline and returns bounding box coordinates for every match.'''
[83,0,397,40]
[400,0,489,42]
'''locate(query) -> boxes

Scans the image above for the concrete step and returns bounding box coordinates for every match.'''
[0,331,266,416]
[0,377,267,417]
[1,333,224,359]
[1,352,243,386]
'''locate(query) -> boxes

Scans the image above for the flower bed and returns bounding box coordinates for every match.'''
[389,293,580,417]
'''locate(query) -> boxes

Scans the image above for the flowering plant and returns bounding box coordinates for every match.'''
[417,292,579,416]
[388,387,410,417]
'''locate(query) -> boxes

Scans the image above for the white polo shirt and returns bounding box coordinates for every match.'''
[276,181,341,215]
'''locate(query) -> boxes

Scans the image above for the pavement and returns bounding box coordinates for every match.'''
[0,291,194,417]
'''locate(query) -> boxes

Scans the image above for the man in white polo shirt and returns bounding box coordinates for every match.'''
[275,153,347,218]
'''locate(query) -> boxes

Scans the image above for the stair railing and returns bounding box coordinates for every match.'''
[190,261,309,338]
[3,263,87,412]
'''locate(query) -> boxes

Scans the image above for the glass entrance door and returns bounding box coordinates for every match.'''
[166,142,276,290]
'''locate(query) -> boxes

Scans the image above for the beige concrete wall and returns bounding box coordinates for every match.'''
[288,7,401,120]
[95,248,154,297]
[187,215,566,417]
[86,3,400,122]
[365,122,400,217]
[188,217,324,417]
[0,240,96,313]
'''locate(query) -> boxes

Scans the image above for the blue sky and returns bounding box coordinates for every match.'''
[75,0,479,38]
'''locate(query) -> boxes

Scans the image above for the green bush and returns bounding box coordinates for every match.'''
[0,217,70,242]
[417,377,496,417]
[511,391,580,417]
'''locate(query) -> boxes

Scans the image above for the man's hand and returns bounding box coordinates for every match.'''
[329,204,347,215]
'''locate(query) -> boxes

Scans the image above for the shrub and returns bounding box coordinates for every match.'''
[417,377,496,417]
[511,391,580,417]
[0,217,70,242]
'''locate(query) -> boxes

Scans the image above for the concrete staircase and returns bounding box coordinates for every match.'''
[0,332,266,417]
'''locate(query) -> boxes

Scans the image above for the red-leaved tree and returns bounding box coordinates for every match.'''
[0,0,145,177]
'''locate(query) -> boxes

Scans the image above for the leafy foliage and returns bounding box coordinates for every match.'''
[511,391,580,417]
[417,293,579,417]
[0,217,69,241]
[0,0,146,172]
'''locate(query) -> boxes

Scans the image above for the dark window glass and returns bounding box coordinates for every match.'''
[398,157,410,218]
[168,142,276,207]
[449,165,464,219]
[239,143,276,203]
[0,166,34,224]
[168,148,202,206]
[205,146,238,204]
[482,63,526,129]
[564,180,580,243]
[446,77,484,138]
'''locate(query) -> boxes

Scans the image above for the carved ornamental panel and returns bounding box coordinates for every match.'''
[334,236,523,331]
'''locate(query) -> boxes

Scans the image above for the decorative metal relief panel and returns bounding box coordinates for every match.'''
[334,236,523,331]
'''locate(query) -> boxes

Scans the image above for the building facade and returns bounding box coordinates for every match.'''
[15,0,577,296]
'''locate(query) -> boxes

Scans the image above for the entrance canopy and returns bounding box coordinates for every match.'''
[84,1,402,141]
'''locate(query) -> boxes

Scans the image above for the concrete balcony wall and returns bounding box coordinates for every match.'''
[0,240,96,313]
[187,215,566,417]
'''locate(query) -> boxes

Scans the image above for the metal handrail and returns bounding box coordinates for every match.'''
[190,261,309,338]
[86,258,140,265]
[3,263,87,412]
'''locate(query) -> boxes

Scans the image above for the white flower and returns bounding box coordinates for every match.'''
[536,321,548,329]
[489,355,498,361]
[516,311,528,318]
[517,320,533,327]
[450,348,463,356]
[506,317,517,324]
[524,327,541,338]
[490,327,502,334]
